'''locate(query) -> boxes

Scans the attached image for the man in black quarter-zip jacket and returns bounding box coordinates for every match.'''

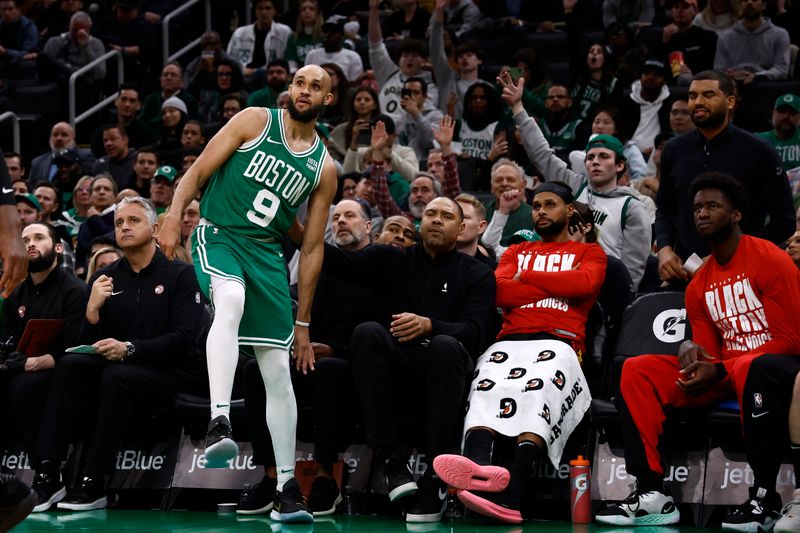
[321,196,496,524]
[30,196,207,514]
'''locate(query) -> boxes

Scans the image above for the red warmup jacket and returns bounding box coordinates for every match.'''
[495,240,607,354]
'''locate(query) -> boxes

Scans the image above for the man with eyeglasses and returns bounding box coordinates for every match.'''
[538,85,589,164]
[140,62,198,129]
[396,77,443,161]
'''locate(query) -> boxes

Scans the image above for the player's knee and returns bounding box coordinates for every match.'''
[351,322,389,356]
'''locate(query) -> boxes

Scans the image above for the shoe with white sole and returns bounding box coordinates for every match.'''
[596,488,680,526]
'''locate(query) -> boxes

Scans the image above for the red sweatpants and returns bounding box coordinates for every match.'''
[619,353,759,477]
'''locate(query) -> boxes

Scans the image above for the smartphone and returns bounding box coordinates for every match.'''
[400,88,413,98]
[507,67,524,83]
[357,129,371,146]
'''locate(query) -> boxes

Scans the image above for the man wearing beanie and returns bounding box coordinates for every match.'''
[497,72,651,290]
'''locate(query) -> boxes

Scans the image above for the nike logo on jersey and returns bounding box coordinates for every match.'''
[111,291,124,296]
[1,187,12,194]
[266,137,282,145]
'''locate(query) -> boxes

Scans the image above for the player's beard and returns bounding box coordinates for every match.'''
[28,248,58,273]
[692,105,727,129]
[288,98,325,123]
[535,215,568,237]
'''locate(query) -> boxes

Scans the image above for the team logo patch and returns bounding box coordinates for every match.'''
[489,351,509,363]
[306,158,318,172]
[754,393,763,409]
[540,404,551,425]
[523,378,544,392]
[652,309,687,343]
[498,398,517,419]
[155,284,165,295]
[17,306,25,318]
[506,367,527,379]
[552,370,566,390]
[537,350,555,362]
[476,379,496,391]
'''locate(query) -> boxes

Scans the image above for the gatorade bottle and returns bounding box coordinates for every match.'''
[570,455,591,523]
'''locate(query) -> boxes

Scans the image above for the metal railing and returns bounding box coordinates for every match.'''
[69,50,124,129]
[163,0,212,65]
[0,112,20,153]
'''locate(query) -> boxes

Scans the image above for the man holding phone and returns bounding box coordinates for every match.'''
[397,77,443,161]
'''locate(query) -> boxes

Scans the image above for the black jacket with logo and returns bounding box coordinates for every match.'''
[322,243,497,356]
[1,267,87,360]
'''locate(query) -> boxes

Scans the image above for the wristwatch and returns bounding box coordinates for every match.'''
[124,341,136,361]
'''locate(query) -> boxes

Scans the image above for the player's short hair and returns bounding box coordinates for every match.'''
[404,76,427,95]
[689,171,749,214]
[455,41,484,61]
[455,193,487,221]
[116,196,158,224]
[24,222,60,248]
[692,70,735,97]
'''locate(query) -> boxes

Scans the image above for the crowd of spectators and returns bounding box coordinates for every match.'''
[2,0,800,526]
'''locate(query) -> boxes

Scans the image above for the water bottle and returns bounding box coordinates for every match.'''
[569,455,591,523]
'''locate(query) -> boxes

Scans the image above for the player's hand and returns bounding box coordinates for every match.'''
[157,215,182,259]
[432,115,455,148]
[657,246,688,282]
[88,275,114,312]
[676,360,718,395]
[0,205,27,297]
[293,325,315,374]
[93,338,126,361]
[496,71,525,109]
[678,340,714,369]
[390,313,432,342]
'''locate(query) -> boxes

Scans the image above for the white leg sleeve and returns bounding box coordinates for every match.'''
[206,277,245,421]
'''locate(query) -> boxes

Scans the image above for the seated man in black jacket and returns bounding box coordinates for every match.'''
[29,197,207,512]
[0,223,86,513]
[323,196,497,523]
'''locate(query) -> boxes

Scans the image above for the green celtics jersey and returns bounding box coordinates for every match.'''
[756,129,800,171]
[201,108,327,241]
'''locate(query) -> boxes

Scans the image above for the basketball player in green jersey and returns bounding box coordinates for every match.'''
[158,65,337,523]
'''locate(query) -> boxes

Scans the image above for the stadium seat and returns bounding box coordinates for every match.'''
[461,32,516,64]
[519,32,570,63]
[545,62,571,86]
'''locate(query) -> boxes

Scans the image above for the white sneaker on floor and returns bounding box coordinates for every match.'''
[776,489,800,533]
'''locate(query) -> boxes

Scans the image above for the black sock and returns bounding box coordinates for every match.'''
[506,440,543,506]
[464,429,494,466]
[792,444,800,489]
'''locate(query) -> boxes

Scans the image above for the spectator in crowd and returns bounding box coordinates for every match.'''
[656,70,794,282]
[537,84,589,164]
[1,222,86,513]
[140,63,199,129]
[28,123,95,185]
[40,11,104,87]
[247,59,290,109]
[304,21,363,82]
[48,148,84,209]
[508,49,551,119]
[596,172,800,529]
[500,72,651,289]
[430,0,482,118]
[284,0,323,71]
[4,151,24,182]
[93,0,155,81]
[90,83,155,157]
[238,198,380,516]
[30,197,207,512]
[344,115,419,183]
[396,77,443,161]
[36,0,84,41]
[454,81,504,187]
[483,159,534,247]
[59,175,93,243]
[323,195,496,523]
[369,0,437,123]
[16,193,41,227]
[757,94,800,172]
[454,193,493,267]
[384,0,430,41]
[433,0,482,38]
[227,0,292,82]
[33,181,76,269]
[693,0,741,34]
[318,63,348,127]
[192,59,247,125]
[11,176,27,195]
[619,58,671,156]
[91,125,136,190]
[713,0,791,83]
[181,121,205,152]
[330,86,380,161]
[603,0,655,28]
[149,165,175,214]
[789,228,800,265]
[205,93,246,139]
[184,31,238,92]
[0,0,38,80]
[569,105,648,181]
[434,181,605,525]
[374,214,417,248]
[153,97,188,162]
[129,146,158,198]
[668,96,694,135]
[179,199,200,248]
[75,174,117,275]
[657,0,718,85]
[570,43,621,122]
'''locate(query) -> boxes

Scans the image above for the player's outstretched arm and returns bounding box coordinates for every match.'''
[294,155,338,374]
[158,107,269,258]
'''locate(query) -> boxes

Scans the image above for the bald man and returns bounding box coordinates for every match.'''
[157,65,336,523]
[28,122,96,183]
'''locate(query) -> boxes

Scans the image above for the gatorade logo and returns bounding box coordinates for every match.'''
[540,404,551,425]
[574,473,588,491]
[524,378,544,392]
[498,398,517,418]
[489,351,509,363]
[652,309,687,343]
[552,370,566,390]
[507,368,526,379]
[537,350,556,362]
[476,379,496,391]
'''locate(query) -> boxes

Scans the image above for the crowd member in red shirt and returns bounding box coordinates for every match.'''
[597,172,800,530]
[433,182,607,524]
